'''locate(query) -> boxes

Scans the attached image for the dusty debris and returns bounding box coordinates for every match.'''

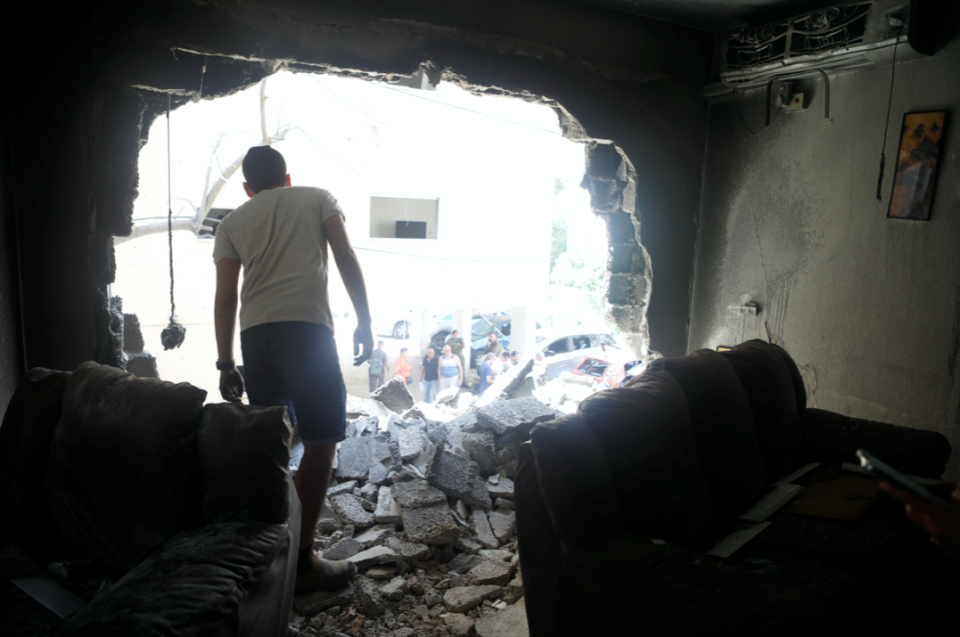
[288,388,567,637]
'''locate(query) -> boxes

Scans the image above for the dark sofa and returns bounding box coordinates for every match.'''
[1,362,301,636]
[515,339,954,636]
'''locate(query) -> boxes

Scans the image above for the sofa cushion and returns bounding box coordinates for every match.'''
[198,403,292,525]
[59,521,287,637]
[578,369,714,546]
[529,414,624,548]
[0,368,72,554]
[646,349,767,522]
[720,340,804,482]
[46,362,207,574]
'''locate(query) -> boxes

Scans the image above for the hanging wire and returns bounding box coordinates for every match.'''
[168,95,174,322]
[161,93,186,350]
[877,23,903,201]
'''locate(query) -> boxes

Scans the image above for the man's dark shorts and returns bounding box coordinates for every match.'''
[240,321,346,446]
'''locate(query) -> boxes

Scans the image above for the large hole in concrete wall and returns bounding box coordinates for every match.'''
[106,60,653,398]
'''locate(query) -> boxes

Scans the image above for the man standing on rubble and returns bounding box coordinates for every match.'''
[213,145,372,592]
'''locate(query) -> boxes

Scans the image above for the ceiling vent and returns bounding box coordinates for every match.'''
[707,1,924,94]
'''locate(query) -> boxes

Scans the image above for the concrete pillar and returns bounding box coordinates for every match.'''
[510,306,537,359]
[418,309,431,357]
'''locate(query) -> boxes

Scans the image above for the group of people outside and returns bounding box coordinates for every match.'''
[365,328,521,400]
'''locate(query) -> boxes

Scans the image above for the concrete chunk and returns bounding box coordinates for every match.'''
[449,553,485,574]
[351,416,379,437]
[392,478,447,509]
[327,480,357,498]
[442,613,476,637]
[359,481,379,502]
[456,537,483,555]
[488,510,516,543]
[347,545,401,569]
[370,376,416,413]
[317,499,341,533]
[461,432,500,476]
[381,576,407,601]
[476,397,555,437]
[443,585,502,613]
[465,559,516,586]
[426,447,492,509]
[355,577,387,617]
[330,493,375,528]
[401,502,460,545]
[384,537,432,562]
[374,486,403,525]
[354,525,393,548]
[475,601,529,637]
[323,537,362,561]
[336,437,392,481]
[398,423,427,461]
[479,550,513,562]
[470,509,499,549]
[368,462,389,485]
[487,477,514,499]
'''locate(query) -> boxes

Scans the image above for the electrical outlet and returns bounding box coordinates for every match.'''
[783,93,805,112]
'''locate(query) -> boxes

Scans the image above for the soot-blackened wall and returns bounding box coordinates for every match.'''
[689,11,960,478]
[2,0,710,406]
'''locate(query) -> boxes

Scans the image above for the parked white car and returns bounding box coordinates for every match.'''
[534,328,623,380]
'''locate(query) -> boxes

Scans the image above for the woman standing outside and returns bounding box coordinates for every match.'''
[395,347,412,385]
[438,344,463,391]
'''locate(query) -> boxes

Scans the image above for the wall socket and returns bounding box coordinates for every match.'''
[783,93,805,112]
[739,302,759,316]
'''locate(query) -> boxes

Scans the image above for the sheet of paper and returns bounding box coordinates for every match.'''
[704,522,772,559]
[772,462,821,486]
[739,484,803,523]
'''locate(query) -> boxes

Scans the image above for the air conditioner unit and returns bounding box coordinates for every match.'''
[705,0,925,95]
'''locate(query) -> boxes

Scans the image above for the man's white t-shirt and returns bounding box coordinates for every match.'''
[212,186,344,332]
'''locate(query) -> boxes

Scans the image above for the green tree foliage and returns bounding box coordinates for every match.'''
[550,179,569,276]
[551,246,604,291]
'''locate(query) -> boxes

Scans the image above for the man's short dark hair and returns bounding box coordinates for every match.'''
[511,351,519,357]
[242,146,287,194]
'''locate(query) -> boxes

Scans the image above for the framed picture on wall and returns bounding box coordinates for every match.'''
[887,110,947,221]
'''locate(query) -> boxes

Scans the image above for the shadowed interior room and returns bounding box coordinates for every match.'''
[1,1,959,635]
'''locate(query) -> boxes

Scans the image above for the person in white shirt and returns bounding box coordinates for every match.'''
[213,145,373,592]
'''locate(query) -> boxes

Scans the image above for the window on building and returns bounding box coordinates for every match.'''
[370,196,438,239]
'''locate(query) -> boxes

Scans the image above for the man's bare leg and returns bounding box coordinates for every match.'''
[294,441,357,589]
[295,442,337,551]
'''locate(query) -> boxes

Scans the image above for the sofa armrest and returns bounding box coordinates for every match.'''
[800,409,951,478]
[59,521,288,637]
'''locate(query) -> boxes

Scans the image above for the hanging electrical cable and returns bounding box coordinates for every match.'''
[161,93,186,350]
[876,21,903,201]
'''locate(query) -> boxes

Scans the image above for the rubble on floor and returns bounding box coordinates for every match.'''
[287,360,565,637]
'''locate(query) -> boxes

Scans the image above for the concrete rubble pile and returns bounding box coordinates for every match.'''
[288,365,572,637]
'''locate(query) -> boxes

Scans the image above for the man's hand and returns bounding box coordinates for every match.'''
[353,323,374,366]
[879,480,960,559]
[220,367,245,403]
